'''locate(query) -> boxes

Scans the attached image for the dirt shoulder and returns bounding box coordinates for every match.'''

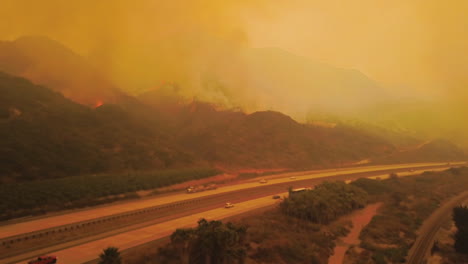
[329,203,382,264]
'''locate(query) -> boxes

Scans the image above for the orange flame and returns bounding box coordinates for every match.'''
[94,100,104,108]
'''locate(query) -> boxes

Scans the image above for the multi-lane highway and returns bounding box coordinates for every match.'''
[0,162,464,264]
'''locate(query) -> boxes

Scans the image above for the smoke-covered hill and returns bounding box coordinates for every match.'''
[0,36,128,107]
[0,72,197,182]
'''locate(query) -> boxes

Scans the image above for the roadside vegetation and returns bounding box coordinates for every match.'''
[99,247,122,264]
[0,167,219,221]
[453,205,468,254]
[345,167,468,264]
[156,219,248,264]
[245,181,367,263]
[426,205,468,264]
[239,207,353,264]
[281,181,368,224]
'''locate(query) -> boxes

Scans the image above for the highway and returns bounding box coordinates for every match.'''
[0,162,463,264]
[406,191,468,264]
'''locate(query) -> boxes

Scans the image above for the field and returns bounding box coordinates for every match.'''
[0,167,219,221]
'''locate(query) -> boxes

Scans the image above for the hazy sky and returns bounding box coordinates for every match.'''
[1,0,467,102]
[243,0,468,98]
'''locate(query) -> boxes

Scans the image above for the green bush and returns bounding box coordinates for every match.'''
[280,181,368,224]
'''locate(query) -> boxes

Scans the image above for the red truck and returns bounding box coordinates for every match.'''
[28,256,57,264]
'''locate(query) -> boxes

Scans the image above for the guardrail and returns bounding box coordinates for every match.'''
[0,196,205,247]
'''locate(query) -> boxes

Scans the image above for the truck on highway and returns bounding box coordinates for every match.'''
[186,184,217,193]
[28,256,57,264]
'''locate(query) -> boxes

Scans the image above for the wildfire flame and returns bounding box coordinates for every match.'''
[94,100,104,108]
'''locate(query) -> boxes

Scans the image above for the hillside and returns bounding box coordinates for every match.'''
[354,101,468,149]
[0,72,196,182]
[236,47,390,113]
[141,87,466,168]
[173,105,394,169]
[1,72,465,183]
[205,47,468,151]
[374,139,466,164]
[304,95,468,151]
[1,36,466,152]
[0,36,128,107]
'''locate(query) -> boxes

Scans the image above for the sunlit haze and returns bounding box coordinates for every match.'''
[2,1,468,102]
[1,2,468,264]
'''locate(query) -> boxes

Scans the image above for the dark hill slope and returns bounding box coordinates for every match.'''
[139,89,395,169]
[0,72,195,182]
[141,88,466,169]
[177,105,394,168]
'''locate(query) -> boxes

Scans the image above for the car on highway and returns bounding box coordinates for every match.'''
[259,179,267,184]
[272,195,281,199]
[289,176,296,179]
[225,202,234,208]
[28,256,57,264]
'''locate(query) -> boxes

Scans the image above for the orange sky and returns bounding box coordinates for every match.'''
[243,0,468,98]
[1,0,468,103]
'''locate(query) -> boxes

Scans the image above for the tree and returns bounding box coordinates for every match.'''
[453,205,468,254]
[158,218,248,264]
[98,247,122,264]
[389,173,399,180]
[171,228,195,263]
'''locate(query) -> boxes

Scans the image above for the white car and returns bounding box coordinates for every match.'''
[259,179,267,184]
[225,202,234,208]
[290,176,296,179]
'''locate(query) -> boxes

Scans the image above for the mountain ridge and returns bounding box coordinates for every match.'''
[0,36,465,182]
[0,36,127,107]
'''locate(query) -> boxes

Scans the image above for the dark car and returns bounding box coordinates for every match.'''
[272,195,281,199]
[28,256,57,264]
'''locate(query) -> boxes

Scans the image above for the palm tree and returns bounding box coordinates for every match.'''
[98,247,122,264]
